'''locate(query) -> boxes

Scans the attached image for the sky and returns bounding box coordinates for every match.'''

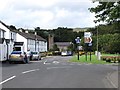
[0,0,99,29]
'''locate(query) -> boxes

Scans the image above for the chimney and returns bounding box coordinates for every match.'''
[35,32,37,35]
[25,30,28,33]
[48,34,54,50]
[19,29,22,32]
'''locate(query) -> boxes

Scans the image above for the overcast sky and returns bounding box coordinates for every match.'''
[0,0,99,29]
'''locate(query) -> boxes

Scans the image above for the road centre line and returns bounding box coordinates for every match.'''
[22,69,39,74]
[0,76,16,85]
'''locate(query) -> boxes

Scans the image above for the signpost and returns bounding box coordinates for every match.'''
[75,37,81,60]
[84,32,92,61]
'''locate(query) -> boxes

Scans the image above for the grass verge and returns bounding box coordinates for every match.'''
[69,55,110,64]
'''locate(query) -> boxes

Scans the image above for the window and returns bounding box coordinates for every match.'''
[11,33,12,39]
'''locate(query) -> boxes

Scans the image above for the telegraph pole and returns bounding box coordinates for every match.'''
[35,32,37,52]
[97,25,98,57]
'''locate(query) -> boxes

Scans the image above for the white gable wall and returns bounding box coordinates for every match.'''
[0,23,17,41]
[0,23,10,39]
[16,33,27,52]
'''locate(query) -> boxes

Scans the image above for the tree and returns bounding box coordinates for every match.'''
[52,44,59,51]
[9,25,16,30]
[89,1,120,24]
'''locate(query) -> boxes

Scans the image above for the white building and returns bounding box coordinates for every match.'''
[15,30,47,52]
[0,28,7,61]
[0,20,47,61]
[0,21,16,61]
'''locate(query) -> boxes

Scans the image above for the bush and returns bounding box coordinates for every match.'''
[40,52,47,57]
[47,52,53,56]
[52,51,61,56]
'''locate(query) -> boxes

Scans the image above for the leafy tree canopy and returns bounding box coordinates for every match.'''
[89,1,120,24]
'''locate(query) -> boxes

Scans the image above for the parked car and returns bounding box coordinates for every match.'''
[30,51,41,60]
[61,51,68,56]
[61,51,73,56]
[67,51,73,56]
[9,51,29,64]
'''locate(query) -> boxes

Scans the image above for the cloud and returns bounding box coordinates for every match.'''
[0,0,98,29]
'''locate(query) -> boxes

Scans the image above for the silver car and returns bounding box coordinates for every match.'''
[9,51,29,64]
[30,51,41,60]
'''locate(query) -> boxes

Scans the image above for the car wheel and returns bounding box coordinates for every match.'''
[27,58,30,63]
[39,57,41,60]
[23,58,27,64]
[37,57,39,61]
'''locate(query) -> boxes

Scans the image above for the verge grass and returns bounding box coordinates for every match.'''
[69,55,109,64]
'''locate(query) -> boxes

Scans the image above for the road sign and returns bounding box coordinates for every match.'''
[84,37,92,43]
[75,37,81,44]
[84,32,92,38]
[78,46,83,50]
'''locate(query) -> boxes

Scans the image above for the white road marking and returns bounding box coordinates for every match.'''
[53,61,59,64]
[0,76,16,85]
[106,73,117,88]
[22,69,39,74]
[44,60,47,64]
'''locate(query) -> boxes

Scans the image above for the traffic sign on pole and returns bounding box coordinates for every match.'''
[75,37,81,44]
[84,37,92,43]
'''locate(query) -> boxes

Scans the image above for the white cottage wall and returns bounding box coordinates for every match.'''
[16,33,27,52]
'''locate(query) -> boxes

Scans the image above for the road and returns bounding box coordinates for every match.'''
[0,56,118,88]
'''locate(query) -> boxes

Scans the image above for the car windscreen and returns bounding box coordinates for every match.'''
[31,52,38,54]
[13,47,21,51]
[11,51,22,54]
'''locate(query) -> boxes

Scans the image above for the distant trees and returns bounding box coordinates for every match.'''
[9,25,16,30]
[34,27,84,43]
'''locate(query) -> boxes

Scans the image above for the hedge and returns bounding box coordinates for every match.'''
[101,56,120,63]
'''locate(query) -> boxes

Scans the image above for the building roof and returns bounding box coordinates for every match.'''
[0,20,16,32]
[0,38,5,44]
[0,28,6,32]
[16,31,46,41]
[0,20,47,42]
[55,42,70,47]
